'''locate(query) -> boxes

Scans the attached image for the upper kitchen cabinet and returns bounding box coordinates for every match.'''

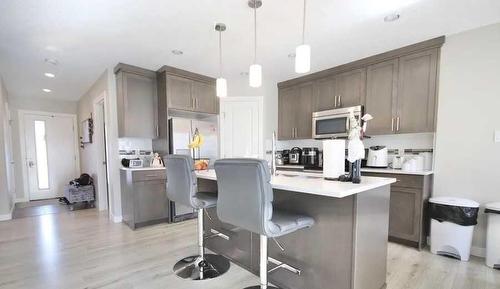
[159,66,218,115]
[166,74,193,111]
[334,68,366,108]
[115,63,158,139]
[278,82,313,140]
[313,76,336,112]
[396,48,439,134]
[365,59,399,135]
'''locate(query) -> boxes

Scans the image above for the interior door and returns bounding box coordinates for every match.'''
[220,97,262,158]
[3,103,15,195]
[24,114,79,200]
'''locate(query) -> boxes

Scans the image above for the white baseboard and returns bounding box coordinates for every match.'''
[15,197,29,203]
[0,205,14,221]
[111,214,122,223]
[471,246,486,258]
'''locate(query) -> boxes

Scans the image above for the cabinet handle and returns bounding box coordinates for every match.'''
[338,95,342,107]
[391,118,395,132]
[334,96,338,108]
[156,125,159,137]
[396,116,400,132]
[295,128,298,138]
[291,128,294,138]
[194,98,198,108]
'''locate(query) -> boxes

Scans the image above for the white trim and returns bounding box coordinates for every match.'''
[92,91,111,212]
[18,110,80,201]
[219,96,264,158]
[471,246,486,258]
[0,204,14,221]
[15,197,29,203]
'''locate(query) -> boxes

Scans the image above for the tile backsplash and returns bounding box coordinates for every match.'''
[276,133,435,152]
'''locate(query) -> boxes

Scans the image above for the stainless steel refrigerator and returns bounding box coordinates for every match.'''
[168,115,219,222]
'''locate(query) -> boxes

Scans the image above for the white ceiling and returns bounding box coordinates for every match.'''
[0,0,499,101]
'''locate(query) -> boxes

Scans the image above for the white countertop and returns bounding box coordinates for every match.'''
[360,167,434,176]
[276,165,433,176]
[195,169,396,198]
[120,167,165,171]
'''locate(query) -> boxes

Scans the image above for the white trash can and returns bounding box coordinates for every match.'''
[429,197,479,261]
[485,202,500,269]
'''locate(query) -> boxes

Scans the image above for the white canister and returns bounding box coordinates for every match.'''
[413,155,425,171]
[420,152,433,171]
[323,140,346,180]
[402,157,416,172]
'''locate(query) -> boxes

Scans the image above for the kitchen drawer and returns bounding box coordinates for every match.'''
[364,173,423,189]
[132,169,167,182]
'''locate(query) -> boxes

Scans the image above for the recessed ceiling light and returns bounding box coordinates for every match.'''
[384,13,400,22]
[44,72,55,78]
[171,50,183,55]
[288,53,296,59]
[42,88,52,93]
[44,58,58,66]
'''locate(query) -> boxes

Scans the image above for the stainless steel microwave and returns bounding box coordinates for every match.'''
[312,105,364,139]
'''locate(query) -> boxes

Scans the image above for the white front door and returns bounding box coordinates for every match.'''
[220,97,263,159]
[24,113,79,200]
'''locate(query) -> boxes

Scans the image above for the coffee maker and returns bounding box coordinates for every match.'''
[302,147,320,170]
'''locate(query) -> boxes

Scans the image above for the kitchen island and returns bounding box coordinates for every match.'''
[196,170,396,289]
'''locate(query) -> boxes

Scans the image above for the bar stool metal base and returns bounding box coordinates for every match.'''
[173,254,230,280]
[244,286,279,289]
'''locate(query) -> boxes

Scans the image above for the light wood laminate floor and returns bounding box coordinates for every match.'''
[0,209,499,289]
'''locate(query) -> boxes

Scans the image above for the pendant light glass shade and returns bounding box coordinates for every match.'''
[295,44,311,73]
[249,64,262,88]
[216,78,227,98]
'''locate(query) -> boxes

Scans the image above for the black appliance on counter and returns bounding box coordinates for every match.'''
[302,147,321,170]
[282,149,290,164]
[289,147,302,164]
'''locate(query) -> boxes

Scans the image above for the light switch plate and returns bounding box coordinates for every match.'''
[495,130,500,143]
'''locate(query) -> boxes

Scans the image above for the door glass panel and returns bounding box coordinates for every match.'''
[315,117,348,135]
[34,120,49,190]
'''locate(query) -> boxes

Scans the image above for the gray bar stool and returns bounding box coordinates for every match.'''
[165,154,230,280]
[214,158,315,289]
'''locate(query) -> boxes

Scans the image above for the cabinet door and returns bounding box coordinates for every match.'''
[193,81,217,114]
[166,74,193,111]
[278,87,297,140]
[134,180,169,223]
[388,187,421,242]
[397,49,438,133]
[295,83,313,139]
[365,59,399,135]
[120,72,157,138]
[313,76,336,111]
[335,68,366,108]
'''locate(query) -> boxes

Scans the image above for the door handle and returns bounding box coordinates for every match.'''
[28,161,35,168]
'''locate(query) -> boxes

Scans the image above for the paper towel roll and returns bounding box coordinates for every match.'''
[323,140,345,180]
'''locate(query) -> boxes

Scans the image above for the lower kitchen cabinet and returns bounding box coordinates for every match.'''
[120,169,169,230]
[364,172,433,250]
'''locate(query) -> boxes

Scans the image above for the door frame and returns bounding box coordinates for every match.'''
[219,96,264,158]
[93,91,111,212]
[18,110,80,202]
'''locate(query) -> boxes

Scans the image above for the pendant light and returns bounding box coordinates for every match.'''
[295,0,311,74]
[215,23,227,97]
[248,0,262,88]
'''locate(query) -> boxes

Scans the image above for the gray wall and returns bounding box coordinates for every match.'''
[8,96,78,201]
[0,76,14,217]
[434,22,500,253]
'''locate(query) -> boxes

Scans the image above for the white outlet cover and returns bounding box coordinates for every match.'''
[495,130,500,143]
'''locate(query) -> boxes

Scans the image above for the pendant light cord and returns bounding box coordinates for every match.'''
[219,30,222,76]
[254,3,257,64]
[302,0,307,44]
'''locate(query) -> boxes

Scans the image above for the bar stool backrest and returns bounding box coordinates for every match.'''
[165,154,197,209]
[214,158,273,236]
